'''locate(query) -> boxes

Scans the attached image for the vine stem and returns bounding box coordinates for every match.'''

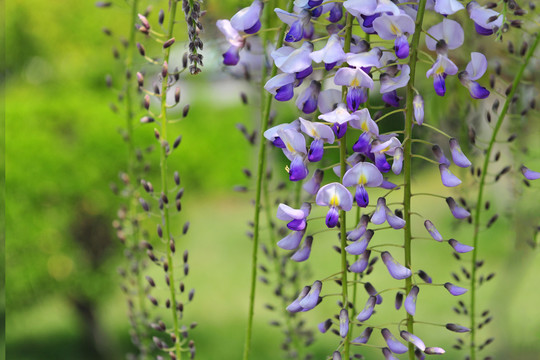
[338,12,354,360]
[469,31,540,360]
[242,1,294,359]
[402,1,427,360]
[159,1,182,358]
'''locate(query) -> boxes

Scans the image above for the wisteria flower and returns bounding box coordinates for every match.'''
[352,327,373,344]
[345,230,373,255]
[296,80,321,113]
[356,296,377,321]
[439,164,462,187]
[381,328,408,354]
[449,138,472,167]
[343,162,383,207]
[433,0,464,16]
[230,0,263,34]
[413,94,424,125]
[310,34,347,70]
[426,52,458,96]
[400,331,426,352]
[425,18,464,52]
[444,282,468,296]
[372,13,415,59]
[467,1,503,36]
[264,73,296,101]
[319,103,359,138]
[448,239,474,253]
[371,197,406,229]
[264,120,300,148]
[277,128,309,181]
[458,52,490,99]
[424,220,443,241]
[276,202,311,231]
[380,65,411,93]
[521,165,540,180]
[349,250,371,273]
[303,168,324,195]
[271,42,314,78]
[299,117,335,162]
[381,251,411,280]
[404,285,419,316]
[275,8,313,42]
[316,182,353,228]
[446,197,470,219]
[216,19,245,66]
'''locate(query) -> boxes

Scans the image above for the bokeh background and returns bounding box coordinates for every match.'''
[4,1,540,359]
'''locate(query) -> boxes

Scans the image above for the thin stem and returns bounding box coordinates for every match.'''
[422,122,452,138]
[243,1,294,359]
[159,2,182,359]
[469,32,540,360]
[402,2,427,360]
[411,154,439,165]
[338,13,354,360]
[375,108,405,123]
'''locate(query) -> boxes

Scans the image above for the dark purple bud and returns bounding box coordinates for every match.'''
[446,323,470,333]
[139,198,150,211]
[147,295,158,306]
[349,250,371,273]
[188,288,195,301]
[163,37,176,49]
[318,319,332,333]
[395,292,403,310]
[183,104,190,117]
[365,282,383,304]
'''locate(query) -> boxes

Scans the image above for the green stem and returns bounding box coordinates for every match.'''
[159,1,182,359]
[243,1,294,359]
[402,1,427,360]
[469,32,540,360]
[338,13,354,360]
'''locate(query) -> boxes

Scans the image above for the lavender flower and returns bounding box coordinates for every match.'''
[448,239,474,253]
[400,330,426,352]
[381,328,408,354]
[521,165,540,180]
[449,138,472,168]
[316,182,353,228]
[356,296,377,322]
[433,0,464,16]
[404,285,419,316]
[303,169,324,195]
[381,251,411,280]
[458,52,490,99]
[296,81,321,114]
[309,34,347,70]
[439,164,462,187]
[372,13,415,58]
[352,327,373,344]
[343,162,383,207]
[339,309,349,338]
[230,0,263,34]
[446,197,471,219]
[216,20,245,66]
[467,1,503,36]
[299,117,335,162]
[444,282,468,296]
[424,220,443,241]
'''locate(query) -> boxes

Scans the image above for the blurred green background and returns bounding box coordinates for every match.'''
[4,1,540,360]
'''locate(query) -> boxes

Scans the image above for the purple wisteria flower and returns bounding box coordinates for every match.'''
[310,34,347,70]
[380,65,411,93]
[303,168,324,195]
[296,80,321,113]
[448,239,474,253]
[413,94,424,125]
[426,52,458,97]
[277,128,309,181]
[277,202,311,231]
[382,348,399,360]
[521,165,540,180]
[445,323,470,333]
[425,18,464,52]
[319,103,359,138]
[446,197,471,219]
[352,327,373,344]
[318,318,332,334]
[345,230,373,255]
[433,0,464,16]
[458,52,490,99]
[299,280,322,310]
[356,295,377,322]
[339,309,349,338]
[272,42,314,79]
[432,144,451,166]
[400,331,426,352]
[316,182,353,228]
[264,73,297,101]
[467,1,503,36]
[264,120,300,148]
[404,285,419,316]
[299,117,335,162]
[439,164,462,187]
[230,0,263,34]
[449,138,472,167]
[275,8,313,42]
[372,13,415,59]
[371,197,406,229]
[347,214,370,240]
[381,328,408,354]
[425,347,446,354]
[444,282,468,296]
[343,162,383,207]
[349,250,371,273]
[291,235,314,262]
[424,220,443,241]
[216,20,245,66]
[381,251,411,280]
[278,229,306,250]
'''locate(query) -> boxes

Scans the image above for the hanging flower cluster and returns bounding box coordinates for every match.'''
[215,0,519,359]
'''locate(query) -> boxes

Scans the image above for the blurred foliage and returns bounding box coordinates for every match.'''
[5,0,540,360]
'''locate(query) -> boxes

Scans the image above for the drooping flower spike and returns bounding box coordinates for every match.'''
[467,1,503,36]
[458,52,490,99]
[230,0,263,34]
[343,161,384,207]
[372,13,415,59]
[299,117,335,162]
[315,182,353,228]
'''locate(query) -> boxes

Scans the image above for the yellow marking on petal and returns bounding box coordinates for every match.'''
[311,128,318,137]
[381,146,390,152]
[285,165,290,173]
[435,65,445,75]
[350,78,360,87]
[330,194,340,207]
[390,23,400,35]
[358,174,367,185]
[286,142,295,153]
[361,121,369,132]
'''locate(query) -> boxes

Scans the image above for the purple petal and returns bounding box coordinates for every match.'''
[365,282,383,305]
[343,161,384,188]
[381,328,408,354]
[286,286,310,312]
[382,90,401,107]
[353,132,371,153]
[285,20,304,42]
[291,235,313,262]
[448,239,474,253]
[381,251,411,280]
[287,218,306,231]
[444,282,468,296]
[371,197,387,225]
[394,35,410,59]
[308,138,324,162]
[339,309,349,338]
[425,18,464,51]
[425,347,446,354]
[439,164,462,187]
[392,147,403,175]
[404,286,419,316]
[354,185,369,207]
[449,138,472,168]
[316,182,353,211]
[345,231,373,255]
[382,348,400,360]
[446,197,470,219]
[277,229,305,250]
[352,327,373,344]
[223,46,241,66]
[400,331,426,352]
[521,165,540,180]
[434,0,464,16]
[418,270,433,284]
[318,319,332,334]
[356,296,377,322]
[386,208,406,229]
[289,155,309,181]
[346,87,367,112]
[230,0,263,33]
[349,250,371,273]
[432,144,451,166]
[275,83,295,101]
[413,94,424,125]
[299,280,322,310]
[433,74,446,96]
[328,3,343,23]
[277,203,306,221]
[445,323,470,333]
[303,169,324,195]
[326,206,339,228]
[332,351,342,360]
[467,80,490,99]
[466,52,488,80]
[347,215,369,241]
[424,220,443,241]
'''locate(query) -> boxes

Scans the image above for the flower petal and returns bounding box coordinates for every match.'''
[381,251,411,280]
